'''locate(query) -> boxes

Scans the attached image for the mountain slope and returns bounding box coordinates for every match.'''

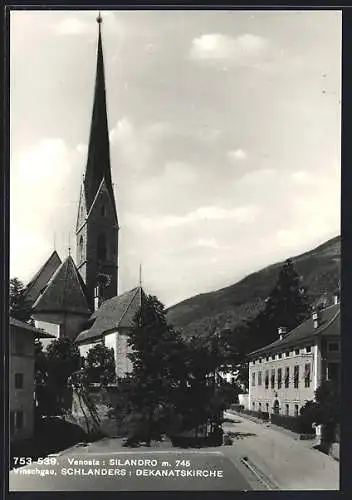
[166,236,340,337]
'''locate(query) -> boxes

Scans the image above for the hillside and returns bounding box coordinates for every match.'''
[166,236,340,337]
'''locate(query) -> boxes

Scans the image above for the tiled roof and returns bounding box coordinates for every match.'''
[248,303,340,358]
[75,287,144,343]
[23,251,62,306]
[10,316,55,338]
[32,255,91,316]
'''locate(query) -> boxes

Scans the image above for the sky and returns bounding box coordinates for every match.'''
[10,9,341,307]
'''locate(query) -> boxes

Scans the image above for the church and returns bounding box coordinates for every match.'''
[23,15,144,379]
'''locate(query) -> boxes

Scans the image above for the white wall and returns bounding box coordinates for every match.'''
[10,328,35,441]
[238,394,249,409]
[248,343,317,416]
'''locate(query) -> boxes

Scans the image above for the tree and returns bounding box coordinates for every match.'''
[125,294,186,445]
[300,380,340,442]
[43,338,81,415]
[247,259,311,352]
[118,295,238,446]
[85,343,116,386]
[9,277,33,324]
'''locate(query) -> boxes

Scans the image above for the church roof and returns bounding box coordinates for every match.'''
[10,316,55,338]
[248,302,340,359]
[24,250,62,306]
[32,255,91,316]
[75,286,144,343]
[84,18,117,221]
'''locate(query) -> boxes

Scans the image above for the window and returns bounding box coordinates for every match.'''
[251,372,256,387]
[285,367,290,388]
[277,368,282,389]
[295,348,300,355]
[294,404,299,417]
[304,363,311,388]
[265,371,269,389]
[259,358,262,364]
[266,356,269,362]
[278,353,282,359]
[258,402,262,412]
[328,342,339,352]
[294,365,299,388]
[252,401,255,409]
[10,411,24,434]
[94,285,100,311]
[258,371,262,386]
[285,404,289,416]
[79,235,84,263]
[285,351,290,358]
[271,369,275,389]
[327,363,340,385]
[15,373,23,389]
[266,402,269,413]
[97,233,107,262]
[306,345,312,353]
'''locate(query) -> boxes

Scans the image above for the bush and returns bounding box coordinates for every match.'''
[238,408,269,421]
[270,413,313,434]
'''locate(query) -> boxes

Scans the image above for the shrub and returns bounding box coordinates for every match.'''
[238,408,269,421]
[270,413,313,434]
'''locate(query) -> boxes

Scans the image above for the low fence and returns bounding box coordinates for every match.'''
[233,406,315,436]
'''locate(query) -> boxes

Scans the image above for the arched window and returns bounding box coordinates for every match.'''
[79,235,84,262]
[97,233,107,262]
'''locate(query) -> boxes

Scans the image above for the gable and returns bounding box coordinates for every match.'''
[32,256,91,316]
[76,184,88,233]
[86,177,118,225]
[24,251,62,307]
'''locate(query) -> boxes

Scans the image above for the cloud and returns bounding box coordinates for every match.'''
[109,117,172,173]
[128,204,261,231]
[55,12,123,37]
[196,238,232,250]
[163,161,198,184]
[190,33,272,66]
[291,171,313,184]
[240,168,276,184]
[56,17,95,36]
[228,148,247,161]
[10,138,85,281]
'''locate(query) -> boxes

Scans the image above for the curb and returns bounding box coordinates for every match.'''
[240,456,280,490]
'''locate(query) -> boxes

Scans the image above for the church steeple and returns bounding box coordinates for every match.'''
[84,14,116,219]
[76,13,119,310]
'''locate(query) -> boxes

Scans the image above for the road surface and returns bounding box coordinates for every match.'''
[9,449,254,491]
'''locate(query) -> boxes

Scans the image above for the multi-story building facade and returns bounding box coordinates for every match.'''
[247,300,340,417]
[9,317,54,442]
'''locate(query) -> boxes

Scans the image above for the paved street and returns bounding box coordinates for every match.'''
[222,411,339,490]
[9,412,339,491]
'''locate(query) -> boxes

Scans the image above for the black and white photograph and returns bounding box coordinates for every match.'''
[9,8,341,491]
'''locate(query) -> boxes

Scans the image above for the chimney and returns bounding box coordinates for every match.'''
[94,285,101,312]
[312,310,319,329]
[278,326,287,340]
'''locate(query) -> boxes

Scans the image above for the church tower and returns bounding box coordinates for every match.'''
[76,14,119,311]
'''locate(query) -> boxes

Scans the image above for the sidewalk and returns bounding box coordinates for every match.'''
[222,411,339,490]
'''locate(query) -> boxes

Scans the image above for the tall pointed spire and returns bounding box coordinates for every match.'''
[139,263,142,288]
[84,12,115,212]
